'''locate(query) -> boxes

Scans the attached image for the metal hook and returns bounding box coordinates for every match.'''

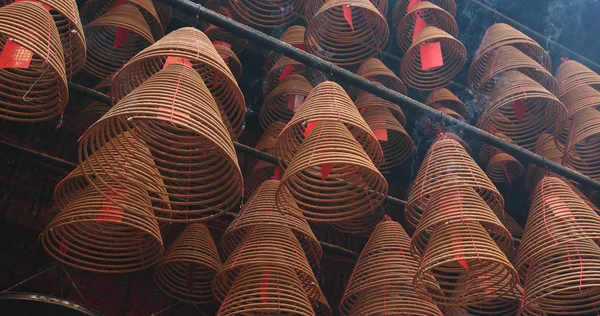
[22,63,50,102]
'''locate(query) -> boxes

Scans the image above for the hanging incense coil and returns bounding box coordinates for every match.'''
[83,4,155,80]
[220,180,322,268]
[306,0,390,67]
[154,224,222,303]
[524,134,563,191]
[228,0,302,30]
[0,2,68,123]
[276,121,388,224]
[213,44,242,79]
[347,58,408,100]
[361,105,414,170]
[479,132,524,184]
[413,221,518,307]
[498,211,523,242]
[204,24,248,55]
[400,26,467,90]
[425,88,467,117]
[259,74,313,131]
[405,138,503,228]
[80,63,243,223]
[110,27,246,139]
[305,0,389,21]
[556,59,600,96]
[396,1,458,53]
[555,107,600,179]
[355,90,407,126]
[76,79,112,135]
[340,219,443,316]
[41,179,164,273]
[556,84,600,145]
[478,71,566,151]
[263,56,326,98]
[435,132,472,154]
[392,0,457,26]
[245,122,285,197]
[515,177,600,278]
[470,46,558,96]
[276,81,384,167]
[421,107,465,138]
[153,0,171,30]
[263,26,306,75]
[329,205,385,236]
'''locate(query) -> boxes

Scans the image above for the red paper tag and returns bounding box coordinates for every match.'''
[293,44,306,51]
[14,0,50,10]
[547,196,575,221]
[321,163,334,181]
[113,28,130,48]
[413,14,427,42]
[273,165,282,180]
[304,121,318,137]
[0,38,33,69]
[279,64,293,81]
[288,94,304,112]
[451,232,468,270]
[487,125,498,134]
[420,42,443,70]
[343,5,354,32]
[221,7,232,18]
[260,268,270,303]
[407,0,421,11]
[360,107,367,115]
[107,0,127,12]
[373,129,388,141]
[97,191,124,222]
[163,56,192,69]
[512,99,525,122]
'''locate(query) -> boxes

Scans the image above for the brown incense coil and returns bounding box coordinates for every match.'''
[40,179,164,273]
[471,46,558,96]
[521,238,600,315]
[76,79,112,135]
[454,267,523,315]
[110,27,246,139]
[361,105,414,170]
[0,2,68,122]
[340,219,442,315]
[305,0,389,21]
[306,0,390,67]
[435,132,472,154]
[556,84,600,145]
[228,0,302,30]
[445,308,471,316]
[555,108,600,179]
[400,26,467,90]
[498,211,523,241]
[276,121,388,224]
[263,56,326,98]
[392,0,457,26]
[524,134,563,191]
[79,63,243,223]
[83,4,155,80]
[515,177,600,278]
[347,58,408,100]
[421,107,465,138]
[154,224,222,303]
[396,1,458,53]
[204,24,248,55]
[244,122,286,197]
[153,0,171,30]
[556,59,600,96]
[425,88,467,117]
[217,264,317,316]
[413,221,518,307]
[479,133,524,184]
[329,206,385,236]
[354,90,407,125]
[276,81,384,167]
[478,71,566,151]
[263,26,306,75]
[405,138,503,228]
[259,74,313,131]
[213,44,242,79]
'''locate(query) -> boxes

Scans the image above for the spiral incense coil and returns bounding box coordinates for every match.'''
[80,63,243,223]
[41,179,164,273]
[400,26,467,90]
[245,122,286,197]
[396,1,458,53]
[83,4,155,80]
[479,133,524,184]
[213,44,242,80]
[471,46,558,96]
[347,58,408,100]
[276,81,384,167]
[521,238,600,315]
[0,2,68,123]
[524,134,563,191]
[263,26,306,75]
[306,0,390,67]
[556,59,600,96]
[262,56,326,98]
[220,180,322,268]
[555,107,600,179]
[329,205,385,236]
[154,224,221,304]
[411,186,513,256]
[354,90,407,125]
[515,176,600,278]
[421,107,465,138]
[340,219,442,315]
[425,88,467,117]
[405,138,503,228]
[454,267,523,315]
[414,221,518,307]
[435,132,472,154]
[498,212,523,241]
[392,0,457,26]
[259,74,313,131]
[276,121,388,224]
[361,105,414,170]
[478,71,566,151]
[110,27,245,139]
[228,0,302,30]
[204,24,248,55]
[305,0,388,21]
[76,79,112,135]
[556,85,600,145]
[153,0,171,29]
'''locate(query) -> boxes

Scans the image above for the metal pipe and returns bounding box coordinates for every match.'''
[156,0,600,192]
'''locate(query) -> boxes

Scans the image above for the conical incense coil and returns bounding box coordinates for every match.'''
[276,81,383,167]
[263,26,305,75]
[498,211,523,241]
[40,179,164,273]
[153,0,171,30]
[413,221,518,307]
[479,132,524,184]
[154,224,222,303]
[555,108,600,180]
[220,180,322,268]
[515,177,600,279]
[524,134,563,192]
[435,132,472,154]
[396,1,458,53]
[245,122,285,197]
[361,105,414,170]
[259,74,313,131]
[213,44,242,80]
[400,26,467,90]
[305,0,388,21]
[478,71,566,151]
[329,205,385,236]
[263,56,326,98]
[347,58,408,100]
[80,63,243,223]
[556,59,600,96]
[0,2,68,123]
[411,186,513,256]
[405,138,503,228]
[556,84,600,145]
[217,264,317,316]
[392,0,457,26]
[83,4,155,80]
[470,46,558,96]
[425,88,467,117]
[76,79,112,135]
[80,0,164,40]
[228,0,303,30]
[340,219,442,315]
[355,90,407,126]
[110,27,246,139]
[462,285,526,316]
[205,24,248,55]
[521,238,600,315]
[276,121,388,224]
[194,0,226,30]
[306,0,390,67]
[421,107,465,138]
[468,23,552,90]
